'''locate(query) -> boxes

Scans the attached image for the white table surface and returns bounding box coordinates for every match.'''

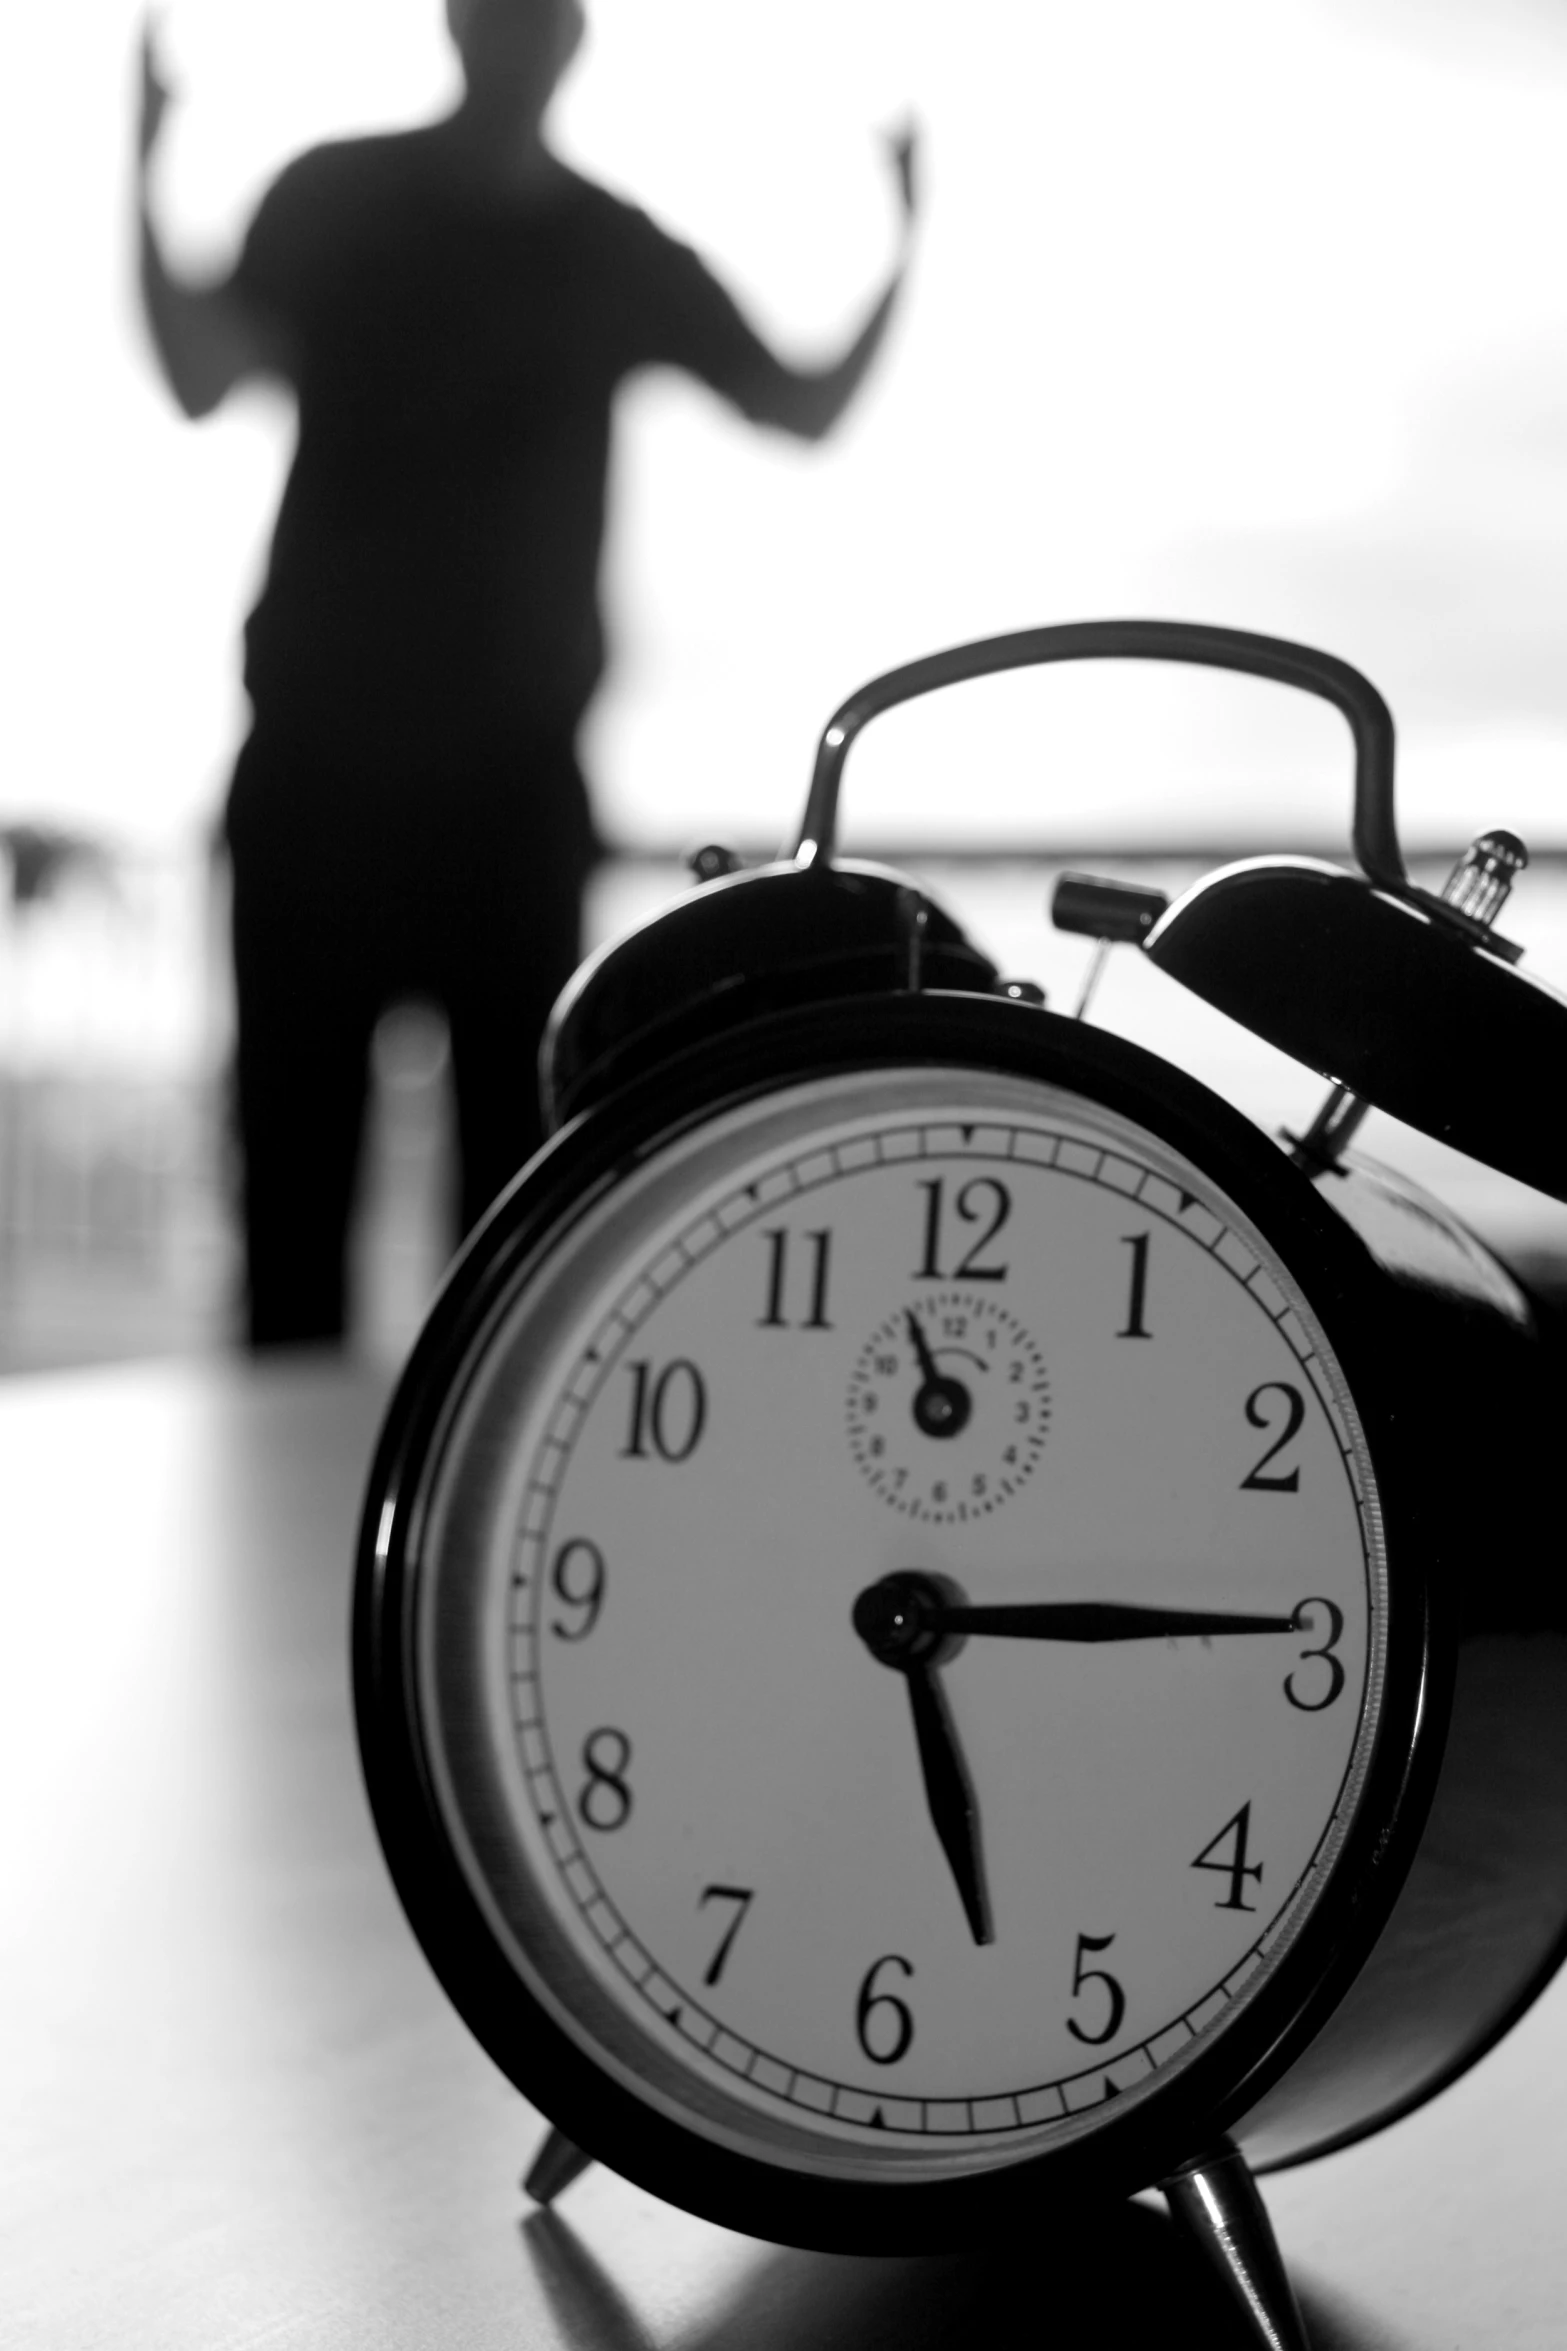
[2,1356,1561,2349]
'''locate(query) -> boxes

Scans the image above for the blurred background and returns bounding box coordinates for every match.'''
[5,0,1567,1371]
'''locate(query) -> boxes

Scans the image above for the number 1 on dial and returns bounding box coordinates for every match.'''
[1118,1232,1152,1338]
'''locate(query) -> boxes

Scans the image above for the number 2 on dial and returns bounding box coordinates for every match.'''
[1240,1381,1305,1491]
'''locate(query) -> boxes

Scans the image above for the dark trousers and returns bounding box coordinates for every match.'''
[227,730,593,1349]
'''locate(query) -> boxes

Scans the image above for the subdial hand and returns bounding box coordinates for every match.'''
[903,1307,942,1385]
[903,1308,972,1440]
[852,1575,992,1945]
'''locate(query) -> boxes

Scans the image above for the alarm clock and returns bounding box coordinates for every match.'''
[353,621,1567,2350]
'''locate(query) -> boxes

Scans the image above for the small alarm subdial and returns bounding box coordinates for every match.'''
[845,1290,1051,1523]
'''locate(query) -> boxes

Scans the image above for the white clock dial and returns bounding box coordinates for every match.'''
[418,1067,1388,2182]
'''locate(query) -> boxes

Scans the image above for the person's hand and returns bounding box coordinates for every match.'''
[883,119,920,229]
[137,13,175,168]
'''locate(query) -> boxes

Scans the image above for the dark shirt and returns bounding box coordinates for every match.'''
[234,130,766,761]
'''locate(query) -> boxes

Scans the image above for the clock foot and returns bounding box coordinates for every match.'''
[1159,2144,1311,2351]
[524,2128,594,2206]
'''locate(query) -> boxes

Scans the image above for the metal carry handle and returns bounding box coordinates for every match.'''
[790,618,1403,891]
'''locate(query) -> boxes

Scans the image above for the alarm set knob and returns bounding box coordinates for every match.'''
[1050,873,1171,945]
[1438,826,1526,947]
[1049,873,1174,1018]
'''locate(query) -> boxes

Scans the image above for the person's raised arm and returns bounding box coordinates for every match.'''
[134,16,283,419]
[726,125,919,443]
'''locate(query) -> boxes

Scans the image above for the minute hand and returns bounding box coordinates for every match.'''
[932,1601,1301,1642]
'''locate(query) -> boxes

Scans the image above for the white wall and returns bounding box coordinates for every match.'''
[8,0,1567,859]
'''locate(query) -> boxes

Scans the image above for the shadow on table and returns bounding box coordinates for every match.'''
[522,2196,1377,2350]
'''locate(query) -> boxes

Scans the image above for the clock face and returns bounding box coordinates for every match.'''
[413,1065,1388,2184]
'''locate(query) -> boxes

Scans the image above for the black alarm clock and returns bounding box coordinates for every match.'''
[353,621,1567,2351]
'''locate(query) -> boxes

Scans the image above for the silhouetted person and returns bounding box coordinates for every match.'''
[135,0,918,1349]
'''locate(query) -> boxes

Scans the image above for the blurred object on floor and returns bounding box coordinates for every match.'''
[1,822,117,911]
[350,1001,457,1371]
[0,827,234,1372]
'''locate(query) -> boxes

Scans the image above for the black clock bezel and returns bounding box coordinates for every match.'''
[353,989,1445,2254]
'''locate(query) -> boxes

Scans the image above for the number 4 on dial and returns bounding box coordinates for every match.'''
[1192,1802,1263,1912]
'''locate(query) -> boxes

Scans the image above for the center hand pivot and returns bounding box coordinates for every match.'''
[904,1309,973,1440]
